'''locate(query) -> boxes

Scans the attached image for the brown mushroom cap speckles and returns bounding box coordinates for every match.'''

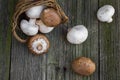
[28,34,50,55]
[41,8,61,27]
[71,57,96,76]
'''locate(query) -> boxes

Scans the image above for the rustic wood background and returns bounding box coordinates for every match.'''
[0,0,120,80]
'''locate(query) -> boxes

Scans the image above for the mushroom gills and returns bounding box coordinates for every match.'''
[32,38,48,54]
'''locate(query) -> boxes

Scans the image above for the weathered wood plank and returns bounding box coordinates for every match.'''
[0,0,16,80]
[99,0,120,80]
[62,0,99,80]
[4,0,120,80]
[83,0,99,80]
[115,1,120,79]
[10,0,99,80]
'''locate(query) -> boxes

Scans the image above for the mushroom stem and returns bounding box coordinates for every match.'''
[37,44,42,51]
[107,18,113,23]
[29,19,36,25]
[20,19,39,36]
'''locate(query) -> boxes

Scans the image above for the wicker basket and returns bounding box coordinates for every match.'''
[12,0,68,43]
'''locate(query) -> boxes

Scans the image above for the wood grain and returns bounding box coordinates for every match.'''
[99,0,120,80]
[0,0,16,80]
[0,0,120,80]
[10,0,99,80]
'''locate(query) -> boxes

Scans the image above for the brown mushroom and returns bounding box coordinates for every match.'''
[41,8,61,27]
[28,34,50,55]
[71,57,96,76]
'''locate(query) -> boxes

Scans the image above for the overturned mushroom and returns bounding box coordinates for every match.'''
[97,5,115,23]
[26,5,45,19]
[36,20,54,33]
[41,8,61,27]
[20,19,39,36]
[28,34,50,55]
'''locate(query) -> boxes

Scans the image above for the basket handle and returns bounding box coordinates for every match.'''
[12,27,27,43]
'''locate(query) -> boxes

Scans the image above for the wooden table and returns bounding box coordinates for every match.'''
[0,0,120,80]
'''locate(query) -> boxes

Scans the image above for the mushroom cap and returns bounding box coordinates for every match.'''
[20,20,39,36]
[67,25,88,44]
[36,20,54,33]
[28,34,50,55]
[41,8,61,27]
[72,57,96,76]
[26,5,45,19]
[97,5,115,23]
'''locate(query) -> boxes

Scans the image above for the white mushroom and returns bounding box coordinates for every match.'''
[28,34,50,55]
[97,5,115,23]
[20,19,39,36]
[67,25,88,44]
[36,20,54,33]
[26,5,45,18]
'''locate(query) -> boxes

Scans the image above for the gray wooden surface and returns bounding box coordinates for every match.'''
[0,0,120,80]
